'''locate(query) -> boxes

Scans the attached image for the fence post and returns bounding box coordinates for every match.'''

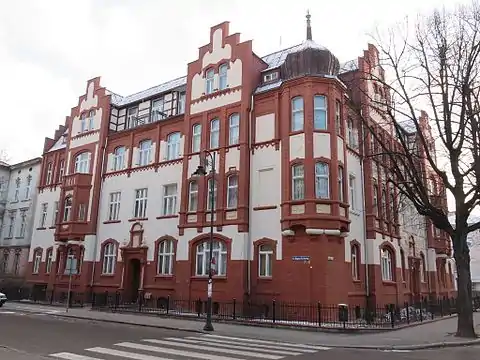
[166,295,170,315]
[390,305,395,328]
[272,300,276,324]
[115,291,120,310]
[138,291,143,312]
[419,300,423,322]
[233,298,236,320]
[317,302,322,327]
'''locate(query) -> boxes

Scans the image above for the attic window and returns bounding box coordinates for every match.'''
[263,72,279,83]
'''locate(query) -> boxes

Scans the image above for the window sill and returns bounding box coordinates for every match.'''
[49,226,56,229]
[100,274,115,277]
[352,279,361,283]
[382,280,396,286]
[258,276,273,281]
[253,205,277,211]
[36,227,47,231]
[14,236,24,239]
[155,274,174,279]
[103,220,121,224]
[3,237,12,240]
[128,218,148,222]
[312,129,329,133]
[289,130,304,136]
[190,276,227,281]
[156,215,179,220]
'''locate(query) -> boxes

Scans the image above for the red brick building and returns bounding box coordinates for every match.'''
[26,15,455,308]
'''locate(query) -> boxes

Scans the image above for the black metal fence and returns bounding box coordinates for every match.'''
[2,285,475,330]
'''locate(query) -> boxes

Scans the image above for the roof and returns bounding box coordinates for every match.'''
[0,161,9,167]
[107,40,351,106]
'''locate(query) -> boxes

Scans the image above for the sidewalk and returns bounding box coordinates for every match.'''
[9,302,480,350]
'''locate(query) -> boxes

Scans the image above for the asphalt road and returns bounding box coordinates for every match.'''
[1,307,480,360]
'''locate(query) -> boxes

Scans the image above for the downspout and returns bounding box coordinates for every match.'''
[360,145,370,302]
[90,133,109,290]
[246,92,255,297]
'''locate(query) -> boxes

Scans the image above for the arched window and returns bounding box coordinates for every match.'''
[191,124,201,153]
[209,119,220,149]
[381,247,394,281]
[291,164,304,200]
[195,240,227,276]
[102,242,116,275]
[206,178,217,211]
[291,97,304,131]
[228,113,240,145]
[157,239,175,275]
[74,152,90,173]
[420,253,426,283]
[313,95,328,130]
[63,197,72,222]
[113,146,126,171]
[45,249,53,274]
[226,174,238,209]
[205,69,214,94]
[219,64,228,90]
[166,132,181,160]
[138,139,152,166]
[32,249,42,274]
[188,181,198,212]
[258,244,273,277]
[315,161,330,199]
[351,244,360,280]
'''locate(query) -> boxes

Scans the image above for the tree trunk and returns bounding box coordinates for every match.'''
[453,231,476,338]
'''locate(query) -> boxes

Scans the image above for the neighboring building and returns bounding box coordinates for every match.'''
[26,15,455,307]
[0,158,42,285]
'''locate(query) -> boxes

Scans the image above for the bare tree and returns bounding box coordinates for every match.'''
[343,1,480,337]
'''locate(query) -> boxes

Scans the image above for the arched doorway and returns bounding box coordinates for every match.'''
[127,259,141,302]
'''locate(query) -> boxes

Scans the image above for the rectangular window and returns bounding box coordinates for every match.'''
[315,162,330,199]
[228,114,240,145]
[178,92,186,114]
[314,95,327,130]
[59,160,65,181]
[206,179,217,211]
[108,192,121,221]
[18,210,27,237]
[338,167,344,203]
[349,175,356,210]
[259,245,273,277]
[46,163,53,185]
[45,250,53,274]
[152,98,165,122]
[13,252,20,275]
[291,164,304,200]
[7,211,16,238]
[205,70,214,94]
[188,181,198,212]
[52,201,59,226]
[335,100,341,134]
[127,107,138,128]
[25,176,32,199]
[78,204,86,221]
[263,72,278,83]
[1,253,8,273]
[33,252,41,274]
[134,188,148,218]
[191,124,201,153]
[162,184,178,216]
[40,203,48,228]
[291,97,304,131]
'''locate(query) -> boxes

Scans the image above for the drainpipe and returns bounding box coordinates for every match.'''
[246,92,255,297]
[360,149,370,302]
[89,135,108,290]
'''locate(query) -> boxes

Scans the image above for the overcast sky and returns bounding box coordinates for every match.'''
[0,0,467,164]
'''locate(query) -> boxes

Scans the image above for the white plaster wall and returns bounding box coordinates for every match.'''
[87,145,99,222]
[289,134,305,160]
[255,113,275,143]
[344,152,365,263]
[337,136,345,161]
[313,133,331,159]
[225,147,240,170]
[79,82,98,113]
[250,145,282,260]
[28,188,61,262]
[187,151,219,178]
[202,29,232,68]
[190,90,242,115]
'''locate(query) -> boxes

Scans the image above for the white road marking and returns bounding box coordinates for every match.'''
[143,338,284,359]
[165,336,305,355]
[0,311,16,314]
[49,353,105,360]
[202,334,332,350]
[116,341,244,360]
[86,347,172,360]
[383,349,413,352]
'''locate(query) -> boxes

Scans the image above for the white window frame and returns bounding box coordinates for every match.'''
[205,69,214,94]
[52,201,59,226]
[188,181,198,212]
[75,152,90,174]
[206,178,217,211]
[113,146,126,171]
[102,243,116,275]
[314,95,328,130]
[351,245,359,280]
[349,174,356,210]
[127,107,138,129]
[25,175,32,199]
[134,188,148,218]
[263,72,278,82]
[108,192,121,221]
[18,210,27,237]
[59,160,65,180]
[381,248,393,281]
[335,99,341,134]
[210,118,220,149]
[157,239,175,275]
[226,175,238,209]
[195,241,227,276]
[258,244,273,277]
[191,124,201,153]
[45,250,53,274]
[33,251,41,274]
[291,164,304,200]
[14,179,20,201]
[46,163,53,185]
[178,92,186,114]
[138,140,152,166]
[373,179,378,215]
[88,110,95,130]
[228,113,240,145]
[152,98,165,122]
[291,97,304,131]
[7,211,16,238]
[167,132,181,160]
[162,184,178,216]
[63,197,72,222]
[219,64,228,90]
[80,113,87,132]
[40,203,48,228]
[338,167,344,203]
[315,162,330,199]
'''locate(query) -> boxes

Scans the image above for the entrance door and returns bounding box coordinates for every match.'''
[129,259,141,303]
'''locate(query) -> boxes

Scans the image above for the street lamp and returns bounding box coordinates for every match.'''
[192,150,216,332]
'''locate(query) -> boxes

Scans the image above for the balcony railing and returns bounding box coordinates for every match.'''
[63,173,92,188]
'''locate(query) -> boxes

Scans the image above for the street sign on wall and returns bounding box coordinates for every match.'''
[292,256,310,261]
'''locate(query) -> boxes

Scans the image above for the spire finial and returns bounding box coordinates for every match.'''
[306,10,312,41]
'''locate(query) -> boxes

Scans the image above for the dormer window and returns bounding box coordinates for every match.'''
[263,72,279,83]
[205,69,214,95]
[127,107,138,129]
[219,64,228,90]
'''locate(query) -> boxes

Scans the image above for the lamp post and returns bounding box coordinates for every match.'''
[192,150,216,332]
